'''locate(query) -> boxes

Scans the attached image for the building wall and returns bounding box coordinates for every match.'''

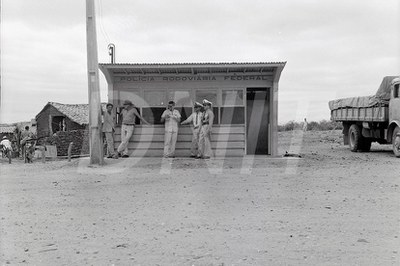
[52,129,90,156]
[109,72,274,157]
[36,105,86,138]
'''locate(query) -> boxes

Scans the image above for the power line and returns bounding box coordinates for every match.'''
[97,0,111,44]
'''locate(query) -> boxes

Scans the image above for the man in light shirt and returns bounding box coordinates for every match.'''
[117,100,149,158]
[198,99,214,159]
[0,136,12,164]
[161,101,181,158]
[181,101,203,158]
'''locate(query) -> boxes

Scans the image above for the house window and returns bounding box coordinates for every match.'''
[52,116,66,133]
[143,90,167,124]
[222,90,244,106]
[220,89,245,124]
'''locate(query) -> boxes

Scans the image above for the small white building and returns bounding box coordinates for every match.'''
[99,62,286,157]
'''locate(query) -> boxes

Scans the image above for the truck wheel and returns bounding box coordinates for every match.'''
[393,126,400,158]
[349,124,361,152]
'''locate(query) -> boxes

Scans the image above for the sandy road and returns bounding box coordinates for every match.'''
[0,130,399,265]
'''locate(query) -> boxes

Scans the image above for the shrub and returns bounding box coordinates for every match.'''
[278,120,343,131]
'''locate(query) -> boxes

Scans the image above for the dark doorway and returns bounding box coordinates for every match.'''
[246,88,270,154]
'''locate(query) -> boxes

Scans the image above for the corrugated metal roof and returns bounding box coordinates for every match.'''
[99,62,286,76]
[0,124,16,133]
[37,102,106,126]
[100,61,286,66]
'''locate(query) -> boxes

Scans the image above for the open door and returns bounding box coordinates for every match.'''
[246,88,270,154]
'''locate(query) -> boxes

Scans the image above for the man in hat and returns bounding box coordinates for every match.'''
[161,101,181,158]
[181,101,204,157]
[1,136,12,163]
[102,103,117,158]
[198,99,214,159]
[117,100,149,158]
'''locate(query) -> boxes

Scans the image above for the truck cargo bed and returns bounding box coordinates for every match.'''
[330,105,388,122]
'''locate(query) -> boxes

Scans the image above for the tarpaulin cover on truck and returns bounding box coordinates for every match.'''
[375,75,398,101]
[328,76,398,110]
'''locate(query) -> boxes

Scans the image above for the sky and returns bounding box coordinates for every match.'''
[0,0,399,124]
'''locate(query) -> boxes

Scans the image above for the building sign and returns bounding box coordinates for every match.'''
[116,75,269,83]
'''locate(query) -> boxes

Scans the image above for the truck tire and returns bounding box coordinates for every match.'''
[349,124,362,152]
[393,126,400,158]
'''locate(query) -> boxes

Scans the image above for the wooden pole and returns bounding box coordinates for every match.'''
[67,142,73,162]
[86,0,104,165]
[40,146,46,163]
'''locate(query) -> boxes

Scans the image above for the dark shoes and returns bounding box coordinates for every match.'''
[122,154,129,158]
[196,156,210,159]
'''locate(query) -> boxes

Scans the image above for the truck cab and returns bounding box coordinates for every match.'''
[388,78,400,156]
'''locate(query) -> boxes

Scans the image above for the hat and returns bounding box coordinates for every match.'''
[2,136,7,139]
[122,100,133,106]
[391,77,400,86]
[202,99,212,106]
[194,101,203,108]
[106,103,113,108]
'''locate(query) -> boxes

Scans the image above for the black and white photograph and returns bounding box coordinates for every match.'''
[0,0,399,265]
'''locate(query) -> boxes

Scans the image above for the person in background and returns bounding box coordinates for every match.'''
[20,126,34,160]
[116,100,149,158]
[102,103,117,159]
[161,101,181,158]
[1,136,13,163]
[303,118,308,132]
[198,99,214,159]
[181,101,203,158]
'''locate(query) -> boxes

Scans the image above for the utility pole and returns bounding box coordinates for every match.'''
[86,0,104,165]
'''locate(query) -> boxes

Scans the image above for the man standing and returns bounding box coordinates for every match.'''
[117,100,149,158]
[303,118,308,132]
[102,103,117,158]
[181,101,203,158]
[198,99,214,159]
[161,101,181,158]
[20,126,34,160]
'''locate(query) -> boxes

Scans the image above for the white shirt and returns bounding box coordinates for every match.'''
[161,109,181,132]
[185,111,203,128]
[1,139,12,150]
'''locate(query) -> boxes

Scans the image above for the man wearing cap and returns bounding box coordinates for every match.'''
[161,101,181,158]
[198,99,214,159]
[181,101,204,157]
[117,100,149,158]
[102,103,117,158]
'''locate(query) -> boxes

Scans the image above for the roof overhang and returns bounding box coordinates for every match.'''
[99,62,286,84]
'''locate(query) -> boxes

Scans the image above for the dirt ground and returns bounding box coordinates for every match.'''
[1,130,399,265]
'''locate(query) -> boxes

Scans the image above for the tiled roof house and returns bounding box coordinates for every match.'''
[36,102,106,138]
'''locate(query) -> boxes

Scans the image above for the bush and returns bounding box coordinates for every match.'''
[278,120,343,132]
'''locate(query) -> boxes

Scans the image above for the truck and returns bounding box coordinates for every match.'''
[329,76,400,157]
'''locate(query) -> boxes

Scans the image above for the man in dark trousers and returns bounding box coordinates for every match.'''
[102,103,117,158]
